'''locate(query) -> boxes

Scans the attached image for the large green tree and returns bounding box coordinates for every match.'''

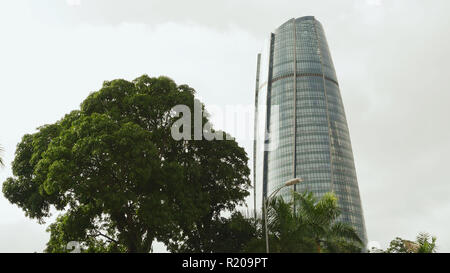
[2,75,251,253]
[245,191,363,253]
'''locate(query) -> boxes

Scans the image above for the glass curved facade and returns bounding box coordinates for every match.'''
[254,16,367,245]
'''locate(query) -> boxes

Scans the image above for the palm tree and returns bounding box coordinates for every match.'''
[265,194,316,252]
[266,191,363,253]
[0,144,4,167]
[416,232,437,253]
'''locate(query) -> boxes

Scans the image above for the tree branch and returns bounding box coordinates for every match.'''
[88,231,120,245]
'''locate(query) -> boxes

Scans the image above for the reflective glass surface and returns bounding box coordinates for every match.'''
[255,16,368,245]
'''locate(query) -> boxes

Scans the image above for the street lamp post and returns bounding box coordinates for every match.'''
[264,177,302,253]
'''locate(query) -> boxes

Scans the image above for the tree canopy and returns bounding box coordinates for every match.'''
[372,232,438,253]
[2,75,251,253]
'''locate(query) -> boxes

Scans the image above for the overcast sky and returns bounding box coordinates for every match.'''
[1,0,450,252]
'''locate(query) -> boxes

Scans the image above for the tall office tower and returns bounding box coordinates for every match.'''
[253,16,367,245]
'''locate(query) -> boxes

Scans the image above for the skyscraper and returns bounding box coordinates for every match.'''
[253,16,367,245]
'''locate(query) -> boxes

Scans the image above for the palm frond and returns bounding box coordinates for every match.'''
[0,145,4,167]
[416,232,437,253]
[329,222,362,244]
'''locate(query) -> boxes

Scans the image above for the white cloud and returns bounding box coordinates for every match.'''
[366,0,383,6]
[66,0,81,7]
